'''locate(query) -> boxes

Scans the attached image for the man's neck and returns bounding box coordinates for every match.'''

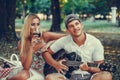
[73,32,86,46]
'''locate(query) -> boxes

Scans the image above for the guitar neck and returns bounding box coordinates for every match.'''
[63,61,99,67]
[63,61,116,73]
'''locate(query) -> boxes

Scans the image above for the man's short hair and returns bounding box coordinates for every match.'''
[64,14,81,28]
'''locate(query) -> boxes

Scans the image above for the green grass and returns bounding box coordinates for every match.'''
[40,20,52,30]
[83,20,114,28]
[15,19,120,33]
[15,19,23,29]
[82,20,120,33]
[15,19,23,23]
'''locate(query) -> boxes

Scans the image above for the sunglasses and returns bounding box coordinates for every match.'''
[31,23,40,26]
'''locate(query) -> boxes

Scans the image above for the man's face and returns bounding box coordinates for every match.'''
[67,20,83,37]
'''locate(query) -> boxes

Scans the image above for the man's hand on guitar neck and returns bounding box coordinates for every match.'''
[53,59,68,74]
[80,62,101,73]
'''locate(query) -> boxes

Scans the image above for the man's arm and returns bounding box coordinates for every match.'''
[42,48,68,73]
[80,60,104,73]
[42,48,57,67]
[89,60,104,73]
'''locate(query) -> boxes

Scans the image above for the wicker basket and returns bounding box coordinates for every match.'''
[0,54,44,80]
[0,54,22,80]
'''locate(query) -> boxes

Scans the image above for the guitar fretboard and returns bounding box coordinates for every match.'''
[63,61,99,67]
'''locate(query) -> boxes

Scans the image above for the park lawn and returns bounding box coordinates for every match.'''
[15,19,120,33]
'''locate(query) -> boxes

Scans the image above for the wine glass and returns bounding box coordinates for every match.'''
[33,27,41,43]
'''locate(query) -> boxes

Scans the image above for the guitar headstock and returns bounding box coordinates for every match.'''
[99,62,116,73]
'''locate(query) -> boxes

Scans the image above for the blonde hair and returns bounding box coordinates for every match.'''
[20,13,40,55]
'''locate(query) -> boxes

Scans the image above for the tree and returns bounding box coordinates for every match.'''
[0,0,17,41]
[62,0,95,15]
[50,0,61,32]
[93,0,109,15]
[34,0,51,20]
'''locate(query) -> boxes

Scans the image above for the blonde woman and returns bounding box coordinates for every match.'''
[7,13,66,80]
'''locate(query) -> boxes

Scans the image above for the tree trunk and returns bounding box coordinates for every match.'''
[118,17,120,27]
[0,0,17,41]
[50,0,61,32]
[0,0,7,39]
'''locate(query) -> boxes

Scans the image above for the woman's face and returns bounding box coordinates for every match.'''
[30,18,40,34]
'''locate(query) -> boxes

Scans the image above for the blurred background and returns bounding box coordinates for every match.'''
[0,0,120,79]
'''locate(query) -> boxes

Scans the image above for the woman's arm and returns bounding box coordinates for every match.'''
[42,31,67,43]
[18,41,33,70]
[17,41,25,64]
[22,45,33,70]
[37,31,66,53]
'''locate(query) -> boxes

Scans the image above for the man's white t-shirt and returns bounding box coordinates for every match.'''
[50,33,104,74]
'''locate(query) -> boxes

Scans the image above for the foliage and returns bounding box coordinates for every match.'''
[15,0,120,18]
[34,0,51,14]
[16,0,51,17]
[16,0,32,17]
[61,0,119,18]
[16,1,23,18]
[93,0,110,15]
[62,0,95,15]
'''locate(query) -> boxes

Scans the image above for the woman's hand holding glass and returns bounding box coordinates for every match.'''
[31,28,43,52]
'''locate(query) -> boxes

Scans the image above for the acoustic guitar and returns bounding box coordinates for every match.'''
[43,49,116,79]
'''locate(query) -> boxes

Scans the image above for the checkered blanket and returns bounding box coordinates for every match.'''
[0,67,13,78]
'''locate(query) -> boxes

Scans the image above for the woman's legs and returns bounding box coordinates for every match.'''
[7,69,30,80]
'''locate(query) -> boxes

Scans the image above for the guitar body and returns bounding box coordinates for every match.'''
[43,49,66,76]
[43,49,81,78]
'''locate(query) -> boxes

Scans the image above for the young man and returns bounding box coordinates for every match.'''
[43,14,112,80]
